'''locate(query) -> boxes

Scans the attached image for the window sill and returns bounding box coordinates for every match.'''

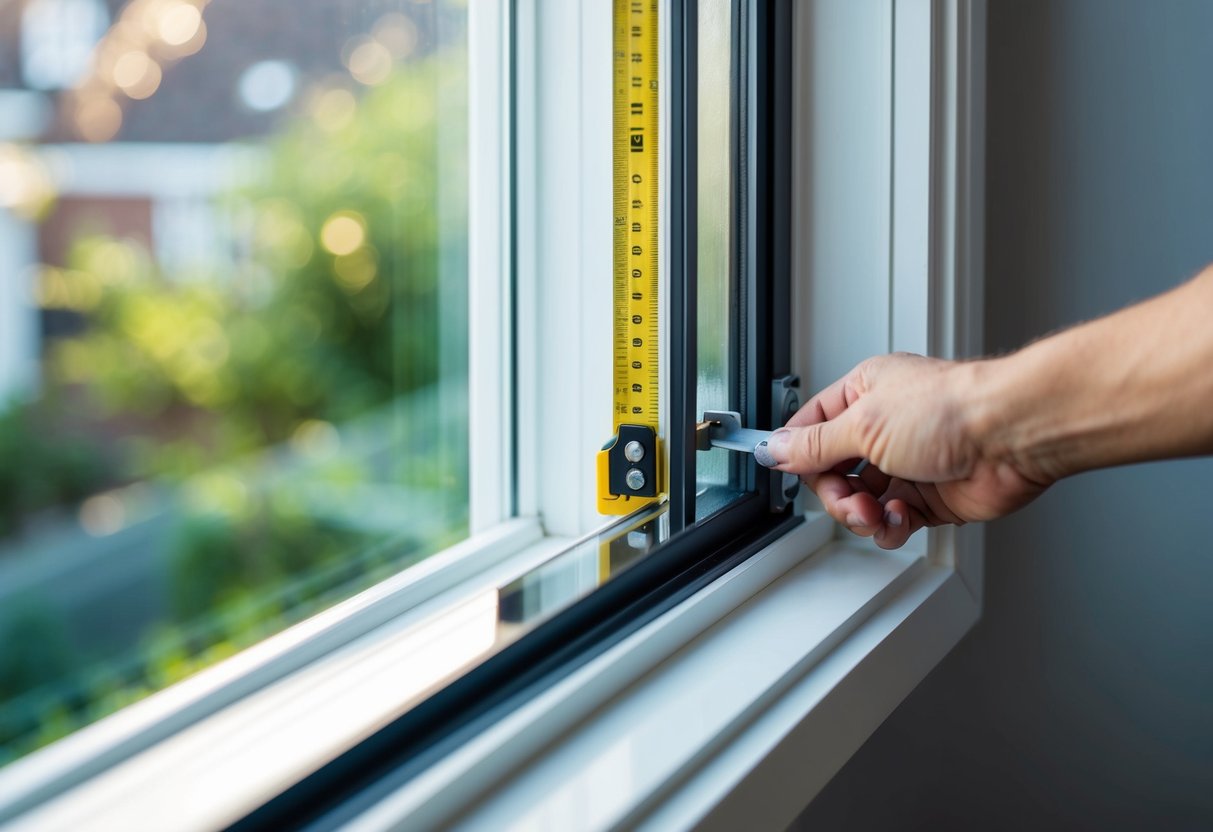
[2,509,980,831]
[0,517,561,830]
[340,514,980,830]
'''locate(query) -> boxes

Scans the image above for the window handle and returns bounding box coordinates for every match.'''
[698,373,804,513]
[696,411,771,455]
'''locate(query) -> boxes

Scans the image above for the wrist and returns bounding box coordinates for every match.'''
[956,351,1061,486]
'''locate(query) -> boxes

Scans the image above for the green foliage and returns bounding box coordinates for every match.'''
[0,398,107,539]
[167,495,371,622]
[0,602,76,702]
[0,55,471,764]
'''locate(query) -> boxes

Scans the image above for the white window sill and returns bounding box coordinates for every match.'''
[342,514,981,831]
[0,517,566,831]
[1,509,980,831]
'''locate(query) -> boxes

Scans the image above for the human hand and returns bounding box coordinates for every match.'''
[755,353,1050,549]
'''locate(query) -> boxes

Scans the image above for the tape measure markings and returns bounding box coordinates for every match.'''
[613,0,660,432]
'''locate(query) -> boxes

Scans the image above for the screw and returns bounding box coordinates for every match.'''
[624,440,645,462]
[625,468,646,491]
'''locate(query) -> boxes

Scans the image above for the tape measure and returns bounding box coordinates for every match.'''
[596,0,663,515]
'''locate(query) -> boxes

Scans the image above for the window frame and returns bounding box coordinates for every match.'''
[314,0,987,827]
[0,0,988,827]
[0,0,523,822]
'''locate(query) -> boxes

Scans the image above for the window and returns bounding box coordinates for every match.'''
[695,0,735,492]
[20,0,110,92]
[1,0,471,767]
[0,0,988,828]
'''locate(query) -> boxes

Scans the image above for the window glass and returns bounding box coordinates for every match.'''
[696,0,735,490]
[0,0,469,766]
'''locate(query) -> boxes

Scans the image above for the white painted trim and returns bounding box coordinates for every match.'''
[922,0,986,593]
[337,513,838,831]
[929,0,987,594]
[890,0,934,356]
[337,515,979,831]
[792,0,894,392]
[513,0,541,521]
[517,0,615,537]
[648,564,979,831]
[468,0,515,532]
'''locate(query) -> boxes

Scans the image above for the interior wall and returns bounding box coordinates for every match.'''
[789,1,1213,828]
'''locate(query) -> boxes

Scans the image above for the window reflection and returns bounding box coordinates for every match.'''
[499,507,667,635]
[0,0,469,766]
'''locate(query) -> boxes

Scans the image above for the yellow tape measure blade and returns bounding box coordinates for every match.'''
[600,0,662,515]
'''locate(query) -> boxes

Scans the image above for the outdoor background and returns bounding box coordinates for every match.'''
[0,0,470,765]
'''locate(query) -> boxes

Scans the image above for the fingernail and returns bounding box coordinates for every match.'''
[754,429,790,468]
[886,510,904,527]
[845,513,867,530]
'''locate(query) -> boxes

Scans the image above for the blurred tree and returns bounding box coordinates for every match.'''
[0,52,469,761]
[44,60,462,476]
[0,397,107,539]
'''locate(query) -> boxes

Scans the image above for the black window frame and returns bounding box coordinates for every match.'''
[231,0,796,826]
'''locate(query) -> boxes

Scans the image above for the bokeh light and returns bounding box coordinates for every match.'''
[112,50,163,99]
[345,38,393,86]
[308,87,358,132]
[155,2,203,46]
[79,493,127,536]
[290,420,341,461]
[0,144,55,219]
[372,12,419,60]
[238,60,297,112]
[333,249,378,292]
[74,96,123,141]
[320,212,366,256]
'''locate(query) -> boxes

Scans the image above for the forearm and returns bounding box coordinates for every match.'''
[972,266,1213,481]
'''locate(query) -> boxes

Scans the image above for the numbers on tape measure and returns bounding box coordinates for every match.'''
[613,0,659,432]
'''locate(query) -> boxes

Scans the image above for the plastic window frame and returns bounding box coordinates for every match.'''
[325,0,988,828]
[0,0,987,828]
[0,2,532,826]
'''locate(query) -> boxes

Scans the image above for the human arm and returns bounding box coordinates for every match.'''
[755,266,1213,549]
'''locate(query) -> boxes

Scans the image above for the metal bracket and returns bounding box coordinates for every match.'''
[693,377,803,514]
[696,410,772,454]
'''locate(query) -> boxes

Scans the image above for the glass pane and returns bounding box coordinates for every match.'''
[0,0,470,766]
[696,0,734,490]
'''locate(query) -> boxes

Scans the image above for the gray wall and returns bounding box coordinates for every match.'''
[791,1,1213,829]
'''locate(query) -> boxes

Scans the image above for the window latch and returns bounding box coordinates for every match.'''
[695,411,770,454]
[695,376,803,513]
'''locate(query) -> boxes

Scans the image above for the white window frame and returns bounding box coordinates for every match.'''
[0,0,987,829]
[334,1,988,829]
[0,2,545,827]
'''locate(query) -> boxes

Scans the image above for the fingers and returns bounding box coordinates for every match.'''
[785,374,852,428]
[809,472,885,537]
[755,415,861,476]
[810,473,929,550]
[872,498,928,550]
